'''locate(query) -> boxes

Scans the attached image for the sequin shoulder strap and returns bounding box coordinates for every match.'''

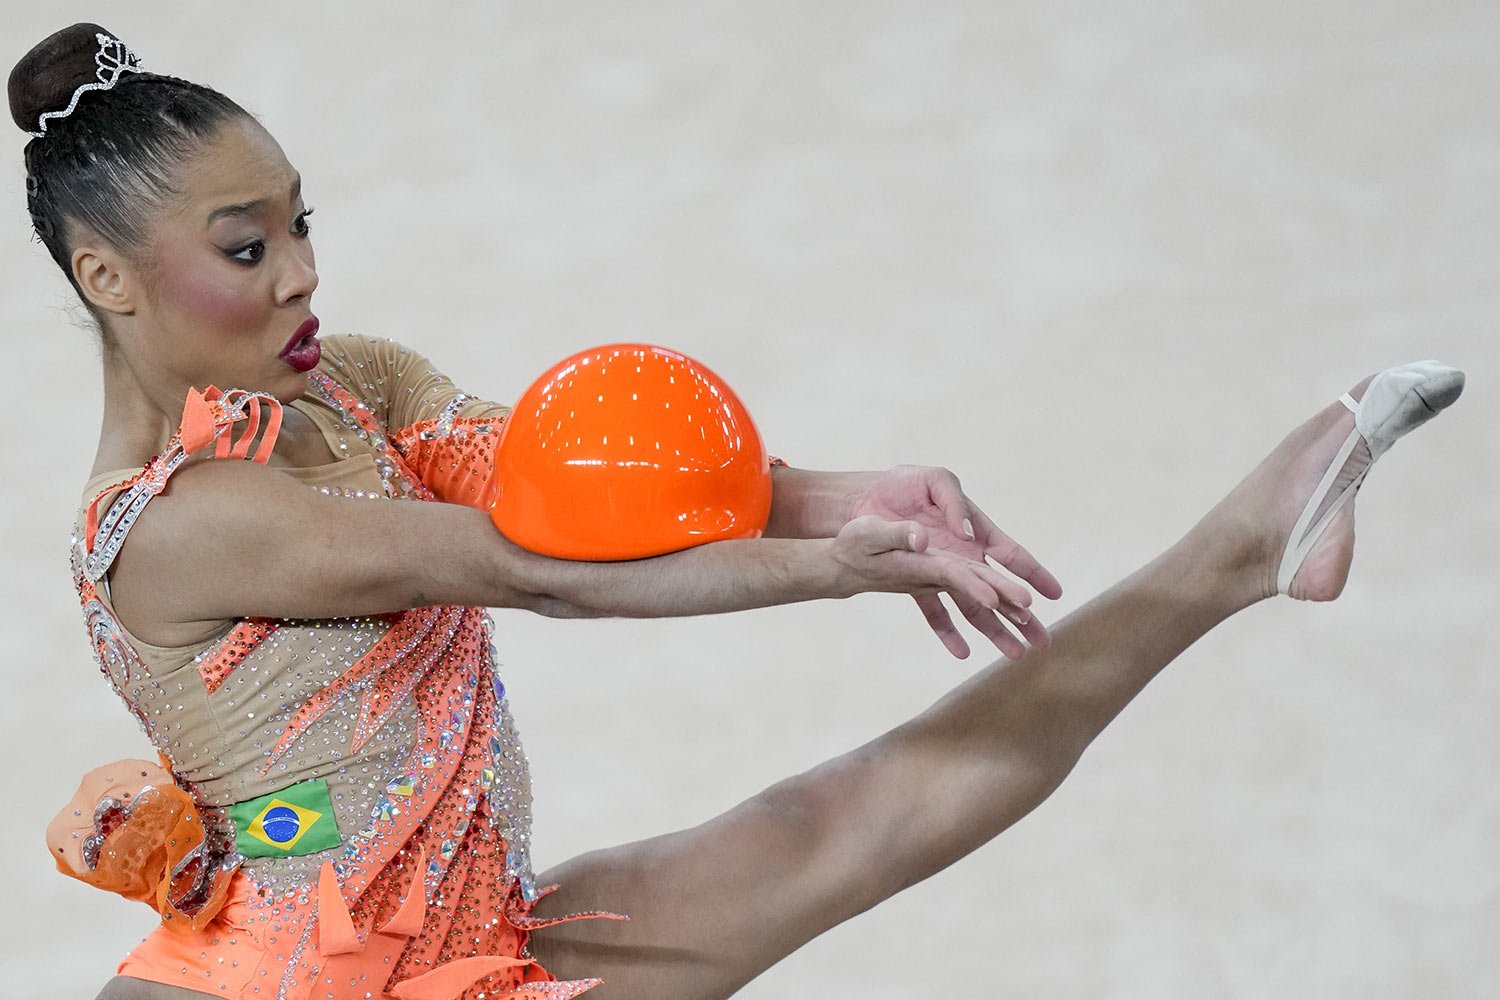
[81,386,284,583]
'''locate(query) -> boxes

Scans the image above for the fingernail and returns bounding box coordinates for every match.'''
[1014,611,1030,625]
[907,531,918,549]
[963,518,975,539]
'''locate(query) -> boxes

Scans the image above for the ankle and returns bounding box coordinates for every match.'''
[1176,507,1277,610]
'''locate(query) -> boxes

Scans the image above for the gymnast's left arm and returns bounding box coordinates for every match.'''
[764,462,1063,658]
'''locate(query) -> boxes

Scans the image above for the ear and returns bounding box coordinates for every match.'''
[71,243,139,317]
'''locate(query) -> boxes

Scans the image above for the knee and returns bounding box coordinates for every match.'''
[751,760,861,850]
[748,755,903,906]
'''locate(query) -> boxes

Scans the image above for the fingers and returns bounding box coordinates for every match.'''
[927,481,1063,599]
[1009,606,1053,651]
[870,478,1062,604]
[984,566,1036,611]
[915,560,1049,661]
[912,594,971,659]
[927,473,976,542]
[945,560,1051,656]
[970,507,1064,600]
[934,559,1006,613]
[912,589,1039,661]
[852,515,928,556]
[937,555,1034,613]
[846,512,1054,658]
[887,528,1044,631]
[950,593,1028,661]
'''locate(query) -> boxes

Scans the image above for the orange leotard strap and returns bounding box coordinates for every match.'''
[184,384,283,463]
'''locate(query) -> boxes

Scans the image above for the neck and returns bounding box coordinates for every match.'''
[94,343,177,477]
[94,343,334,477]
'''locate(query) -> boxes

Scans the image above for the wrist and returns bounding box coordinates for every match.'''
[793,537,848,601]
[765,467,879,539]
[802,470,879,538]
[762,464,808,538]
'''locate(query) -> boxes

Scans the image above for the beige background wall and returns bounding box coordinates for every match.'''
[1,3,1494,997]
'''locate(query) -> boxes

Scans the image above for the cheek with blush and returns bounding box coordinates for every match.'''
[150,245,270,346]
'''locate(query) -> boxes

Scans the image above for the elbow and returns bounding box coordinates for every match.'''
[491,537,616,619]
[525,592,607,619]
[528,593,585,618]
[480,574,596,618]
[485,536,569,615]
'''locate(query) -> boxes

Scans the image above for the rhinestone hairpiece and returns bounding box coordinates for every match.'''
[27,32,144,138]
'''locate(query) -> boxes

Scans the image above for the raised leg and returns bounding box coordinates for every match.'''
[527,369,1457,999]
[528,515,1256,998]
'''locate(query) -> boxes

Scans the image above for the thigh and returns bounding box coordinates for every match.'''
[526,798,807,1000]
[524,641,1077,1000]
[527,736,927,1000]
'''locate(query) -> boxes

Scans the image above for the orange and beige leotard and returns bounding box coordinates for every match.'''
[57,334,622,1000]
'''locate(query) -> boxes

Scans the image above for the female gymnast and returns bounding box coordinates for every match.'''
[12,22,1464,1000]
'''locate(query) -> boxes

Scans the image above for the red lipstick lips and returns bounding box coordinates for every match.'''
[280,317,321,373]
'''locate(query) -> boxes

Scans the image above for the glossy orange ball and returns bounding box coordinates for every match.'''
[490,343,773,560]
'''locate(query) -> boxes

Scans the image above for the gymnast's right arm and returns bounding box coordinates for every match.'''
[106,455,1019,646]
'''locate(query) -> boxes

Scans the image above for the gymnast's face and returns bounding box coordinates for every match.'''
[126,117,320,404]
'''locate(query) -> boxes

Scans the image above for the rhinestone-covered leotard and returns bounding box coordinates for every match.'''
[68,335,620,1000]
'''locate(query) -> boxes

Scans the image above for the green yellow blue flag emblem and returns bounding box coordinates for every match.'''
[228,779,341,858]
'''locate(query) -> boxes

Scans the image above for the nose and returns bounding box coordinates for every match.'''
[277,239,319,304]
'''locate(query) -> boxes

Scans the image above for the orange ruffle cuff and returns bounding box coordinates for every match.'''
[46,759,240,932]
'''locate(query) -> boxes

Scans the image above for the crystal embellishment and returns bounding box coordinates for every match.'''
[29,33,146,138]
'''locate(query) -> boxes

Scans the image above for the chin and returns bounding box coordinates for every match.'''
[274,369,313,402]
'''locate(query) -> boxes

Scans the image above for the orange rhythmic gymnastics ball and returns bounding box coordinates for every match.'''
[490,343,773,560]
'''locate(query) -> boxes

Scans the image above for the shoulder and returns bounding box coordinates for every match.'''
[316,333,432,385]
[313,333,443,424]
[106,457,310,646]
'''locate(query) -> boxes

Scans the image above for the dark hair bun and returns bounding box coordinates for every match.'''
[8,22,127,133]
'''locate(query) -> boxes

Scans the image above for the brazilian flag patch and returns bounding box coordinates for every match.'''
[228,779,342,859]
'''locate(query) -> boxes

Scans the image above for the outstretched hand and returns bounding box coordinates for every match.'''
[847,464,1063,659]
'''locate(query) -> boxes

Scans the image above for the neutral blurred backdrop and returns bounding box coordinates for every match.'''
[2,3,1495,998]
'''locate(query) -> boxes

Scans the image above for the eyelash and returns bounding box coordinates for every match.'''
[226,207,316,265]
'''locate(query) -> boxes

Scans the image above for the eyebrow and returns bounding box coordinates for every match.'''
[206,175,303,226]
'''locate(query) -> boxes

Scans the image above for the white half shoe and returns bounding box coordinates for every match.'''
[1277,360,1466,596]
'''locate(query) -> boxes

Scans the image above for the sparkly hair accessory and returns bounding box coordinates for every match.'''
[27,32,144,138]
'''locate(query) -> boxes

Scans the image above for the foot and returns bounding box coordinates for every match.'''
[1203,363,1463,604]
[1269,375,1374,602]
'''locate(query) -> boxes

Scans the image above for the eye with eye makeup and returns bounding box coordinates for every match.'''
[222,207,316,265]
[225,241,266,264]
